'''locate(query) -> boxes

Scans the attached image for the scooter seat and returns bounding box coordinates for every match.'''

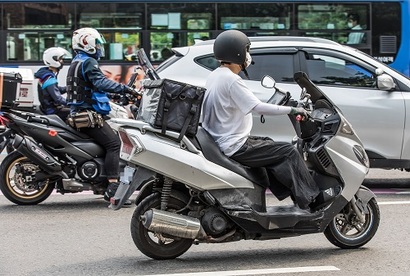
[33,114,90,139]
[195,127,270,187]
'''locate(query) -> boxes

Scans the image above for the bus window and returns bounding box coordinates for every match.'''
[3,3,74,29]
[77,3,144,29]
[218,3,292,32]
[296,4,369,45]
[6,31,72,61]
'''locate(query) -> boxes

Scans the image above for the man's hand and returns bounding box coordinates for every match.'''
[290,107,308,118]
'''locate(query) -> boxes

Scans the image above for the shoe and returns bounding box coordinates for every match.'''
[309,185,341,211]
[104,182,120,202]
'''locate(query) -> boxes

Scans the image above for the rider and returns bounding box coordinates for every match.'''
[66,27,136,203]
[34,47,71,120]
[200,30,339,211]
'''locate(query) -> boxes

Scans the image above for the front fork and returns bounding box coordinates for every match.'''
[351,186,376,223]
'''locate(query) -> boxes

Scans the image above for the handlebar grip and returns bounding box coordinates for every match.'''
[295,115,303,121]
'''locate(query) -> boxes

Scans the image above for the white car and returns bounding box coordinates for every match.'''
[156,36,410,170]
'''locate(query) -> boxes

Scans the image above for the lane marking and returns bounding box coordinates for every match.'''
[378,201,410,205]
[140,266,340,276]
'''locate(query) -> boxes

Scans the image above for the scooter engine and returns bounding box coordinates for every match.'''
[78,161,99,180]
[201,207,231,236]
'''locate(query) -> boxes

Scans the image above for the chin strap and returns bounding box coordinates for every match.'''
[242,66,250,79]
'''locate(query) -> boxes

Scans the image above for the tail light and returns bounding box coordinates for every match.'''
[118,127,144,161]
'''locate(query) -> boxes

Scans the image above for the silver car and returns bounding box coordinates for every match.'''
[156,36,410,170]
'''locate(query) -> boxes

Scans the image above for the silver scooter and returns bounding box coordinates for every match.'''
[109,71,380,260]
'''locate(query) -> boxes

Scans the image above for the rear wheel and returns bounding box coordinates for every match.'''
[0,151,55,205]
[130,193,193,259]
[324,198,380,249]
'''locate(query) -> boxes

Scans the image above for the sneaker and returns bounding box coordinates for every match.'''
[104,182,120,202]
[309,185,341,211]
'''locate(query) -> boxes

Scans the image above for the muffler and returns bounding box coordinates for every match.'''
[141,209,206,240]
[12,134,62,173]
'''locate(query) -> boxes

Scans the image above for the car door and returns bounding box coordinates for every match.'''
[242,48,303,143]
[300,48,406,163]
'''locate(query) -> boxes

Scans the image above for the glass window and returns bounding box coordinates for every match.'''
[100,32,141,61]
[148,3,214,30]
[196,55,220,71]
[77,3,144,29]
[218,3,292,31]
[7,31,72,61]
[242,53,295,82]
[4,3,74,29]
[306,54,374,87]
[297,4,369,45]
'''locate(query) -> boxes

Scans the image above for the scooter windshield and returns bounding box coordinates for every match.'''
[294,71,337,108]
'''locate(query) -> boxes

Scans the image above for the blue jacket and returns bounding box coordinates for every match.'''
[66,52,130,114]
[34,67,66,115]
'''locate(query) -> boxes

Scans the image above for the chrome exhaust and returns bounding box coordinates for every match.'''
[141,209,206,240]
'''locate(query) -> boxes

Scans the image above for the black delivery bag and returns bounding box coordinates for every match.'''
[138,78,206,141]
[0,72,21,110]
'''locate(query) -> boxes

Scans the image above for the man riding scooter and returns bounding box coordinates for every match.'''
[201,30,340,211]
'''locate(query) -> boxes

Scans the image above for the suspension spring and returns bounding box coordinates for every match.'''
[160,177,173,210]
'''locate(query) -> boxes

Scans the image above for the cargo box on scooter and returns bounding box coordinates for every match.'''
[0,71,22,110]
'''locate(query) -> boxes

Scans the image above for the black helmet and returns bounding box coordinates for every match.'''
[213,30,251,65]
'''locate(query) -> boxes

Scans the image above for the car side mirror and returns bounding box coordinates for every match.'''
[377,73,396,91]
[261,75,276,88]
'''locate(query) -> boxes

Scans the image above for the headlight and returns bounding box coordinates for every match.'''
[353,145,369,168]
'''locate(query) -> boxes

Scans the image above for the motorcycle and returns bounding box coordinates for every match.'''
[108,71,380,260]
[0,73,141,205]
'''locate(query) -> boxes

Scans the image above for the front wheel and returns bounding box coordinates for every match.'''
[130,193,193,260]
[0,151,55,205]
[324,198,380,249]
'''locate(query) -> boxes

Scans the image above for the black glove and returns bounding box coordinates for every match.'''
[290,107,308,118]
[125,86,141,96]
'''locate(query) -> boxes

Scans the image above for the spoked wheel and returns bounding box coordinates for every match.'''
[0,151,55,205]
[130,193,193,260]
[324,198,380,249]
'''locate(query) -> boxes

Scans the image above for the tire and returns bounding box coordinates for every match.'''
[130,193,193,260]
[0,151,55,205]
[324,198,380,249]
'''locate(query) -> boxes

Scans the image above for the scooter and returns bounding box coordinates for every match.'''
[109,71,380,260]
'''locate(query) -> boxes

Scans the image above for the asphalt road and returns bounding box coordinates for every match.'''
[1,184,410,275]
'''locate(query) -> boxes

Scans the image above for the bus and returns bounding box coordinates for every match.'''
[0,0,408,85]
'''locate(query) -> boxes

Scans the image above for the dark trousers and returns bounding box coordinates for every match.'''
[231,136,320,209]
[80,121,121,179]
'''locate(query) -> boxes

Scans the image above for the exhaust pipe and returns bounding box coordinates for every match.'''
[141,209,206,240]
[12,134,62,173]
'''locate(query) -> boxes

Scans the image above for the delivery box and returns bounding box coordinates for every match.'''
[0,72,22,110]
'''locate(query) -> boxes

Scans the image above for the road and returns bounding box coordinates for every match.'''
[1,169,410,276]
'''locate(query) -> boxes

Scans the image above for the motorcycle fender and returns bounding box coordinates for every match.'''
[110,166,155,210]
[355,186,376,214]
[0,127,12,153]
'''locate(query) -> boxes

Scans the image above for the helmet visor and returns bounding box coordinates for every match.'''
[96,43,105,58]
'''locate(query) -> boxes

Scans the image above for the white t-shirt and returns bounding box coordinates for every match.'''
[201,67,260,156]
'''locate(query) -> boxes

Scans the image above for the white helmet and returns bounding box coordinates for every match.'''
[72,27,106,58]
[43,47,70,69]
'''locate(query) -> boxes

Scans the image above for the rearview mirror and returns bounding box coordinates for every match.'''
[261,75,276,88]
[377,73,396,91]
